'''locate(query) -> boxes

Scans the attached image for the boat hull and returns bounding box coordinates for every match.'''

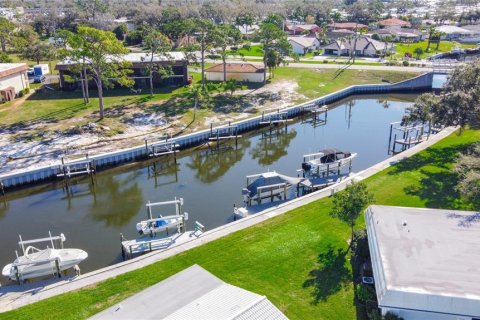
[2,249,88,281]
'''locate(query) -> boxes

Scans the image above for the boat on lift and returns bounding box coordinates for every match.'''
[2,232,88,282]
[136,214,187,236]
[301,148,357,176]
[136,198,188,236]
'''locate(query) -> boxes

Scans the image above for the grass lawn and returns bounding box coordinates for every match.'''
[272,67,420,100]
[227,44,264,57]
[392,40,477,59]
[2,127,478,320]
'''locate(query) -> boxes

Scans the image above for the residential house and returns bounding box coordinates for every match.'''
[285,23,321,36]
[458,24,480,43]
[328,22,367,31]
[366,205,480,320]
[0,63,29,102]
[327,29,356,40]
[374,26,425,42]
[288,36,320,54]
[90,265,288,319]
[55,52,188,90]
[322,36,387,57]
[377,18,411,28]
[205,63,265,82]
[436,25,474,41]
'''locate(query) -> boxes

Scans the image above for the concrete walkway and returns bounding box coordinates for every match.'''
[0,126,457,313]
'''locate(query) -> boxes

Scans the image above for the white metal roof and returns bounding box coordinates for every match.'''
[436,25,473,35]
[89,264,287,320]
[366,205,480,317]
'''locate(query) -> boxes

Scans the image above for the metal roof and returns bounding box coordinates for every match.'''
[366,205,480,317]
[89,265,288,320]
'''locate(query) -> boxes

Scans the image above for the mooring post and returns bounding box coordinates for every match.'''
[145,139,148,153]
[0,179,5,200]
[388,123,394,151]
[55,258,61,278]
[147,201,152,219]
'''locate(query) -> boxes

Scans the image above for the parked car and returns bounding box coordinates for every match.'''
[34,74,46,83]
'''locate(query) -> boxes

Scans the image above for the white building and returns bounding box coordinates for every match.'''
[366,205,480,320]
[436,25,474,41]
[90,264,287,319]
[322,37,387,57]
[0,63,29,102]
[288,36,320,55]
[205,63,265,83]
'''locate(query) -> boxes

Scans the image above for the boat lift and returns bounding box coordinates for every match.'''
[11,232,66,283]
[120,198,205,260]
[57,155,96,193]
[260,110,290,131]
[388,121,430,154]
[208,122,241,150]
[302,104,328,127]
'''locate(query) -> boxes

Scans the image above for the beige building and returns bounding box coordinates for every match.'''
[0,63,29,102]
[205,63,265,83]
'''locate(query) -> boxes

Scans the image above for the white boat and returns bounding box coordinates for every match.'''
[2,233,88,282]
[136,215,186,236]
[301,149,357,176]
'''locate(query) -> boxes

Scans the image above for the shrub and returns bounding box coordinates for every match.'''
[24,87,30,94]
[242,43,251,51]
[371,33,380,41]
[18,90,25,97]
[402,60,410,66]
[125,30,143,46]
[323,60,328,64]
[355,284,376,302]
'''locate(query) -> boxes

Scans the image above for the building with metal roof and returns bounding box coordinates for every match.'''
[365,205,480,320]
[55,52,188,90]
[90,264,288,320]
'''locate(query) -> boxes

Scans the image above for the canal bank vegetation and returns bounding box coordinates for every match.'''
[3,128,480,320]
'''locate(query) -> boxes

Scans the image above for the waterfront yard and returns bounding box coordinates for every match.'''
[392,40,476,60]
[2,128,478,320]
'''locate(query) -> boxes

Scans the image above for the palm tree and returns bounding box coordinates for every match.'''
[414,47,424,60]
[188,85,202,122]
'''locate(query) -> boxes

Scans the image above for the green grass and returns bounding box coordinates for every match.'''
[227,44,264,57]
[392,40,476,59]
[272,67,420,100]
[3,127,479,320]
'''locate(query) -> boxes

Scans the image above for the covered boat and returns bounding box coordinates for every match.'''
[301,148,357,176]
[2,233,88,282]
[242,171,304,205]
[135,215,186,236]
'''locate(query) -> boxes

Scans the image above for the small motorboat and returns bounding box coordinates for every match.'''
[301,148,357,176]
[242,171,304,205]
[2,233,88,282]
[136,215,186,236]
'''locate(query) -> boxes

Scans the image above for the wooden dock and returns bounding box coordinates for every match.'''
[208,123,241,149]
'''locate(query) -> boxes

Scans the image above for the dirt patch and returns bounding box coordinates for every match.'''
[0,80,304,175]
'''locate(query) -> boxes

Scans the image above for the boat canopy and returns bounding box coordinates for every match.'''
[244,172,304,196]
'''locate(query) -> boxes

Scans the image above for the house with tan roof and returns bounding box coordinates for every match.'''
[285,23,321,36]
[0,63,29,102]
[205,63,265,83]
[378,18,411,28]
[288,36,320,54]
[322,36,388,57]
[328,22,368,31]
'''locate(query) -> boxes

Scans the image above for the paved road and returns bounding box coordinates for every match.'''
[207,58,432,73]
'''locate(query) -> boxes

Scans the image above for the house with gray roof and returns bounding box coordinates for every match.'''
[90,264,288,320]
[366,205,480,320]
[322,36,387,57]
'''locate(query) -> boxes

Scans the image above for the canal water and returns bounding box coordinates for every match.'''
[0,94,417,273]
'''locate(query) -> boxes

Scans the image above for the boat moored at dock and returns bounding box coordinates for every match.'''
[2,232,88,283]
